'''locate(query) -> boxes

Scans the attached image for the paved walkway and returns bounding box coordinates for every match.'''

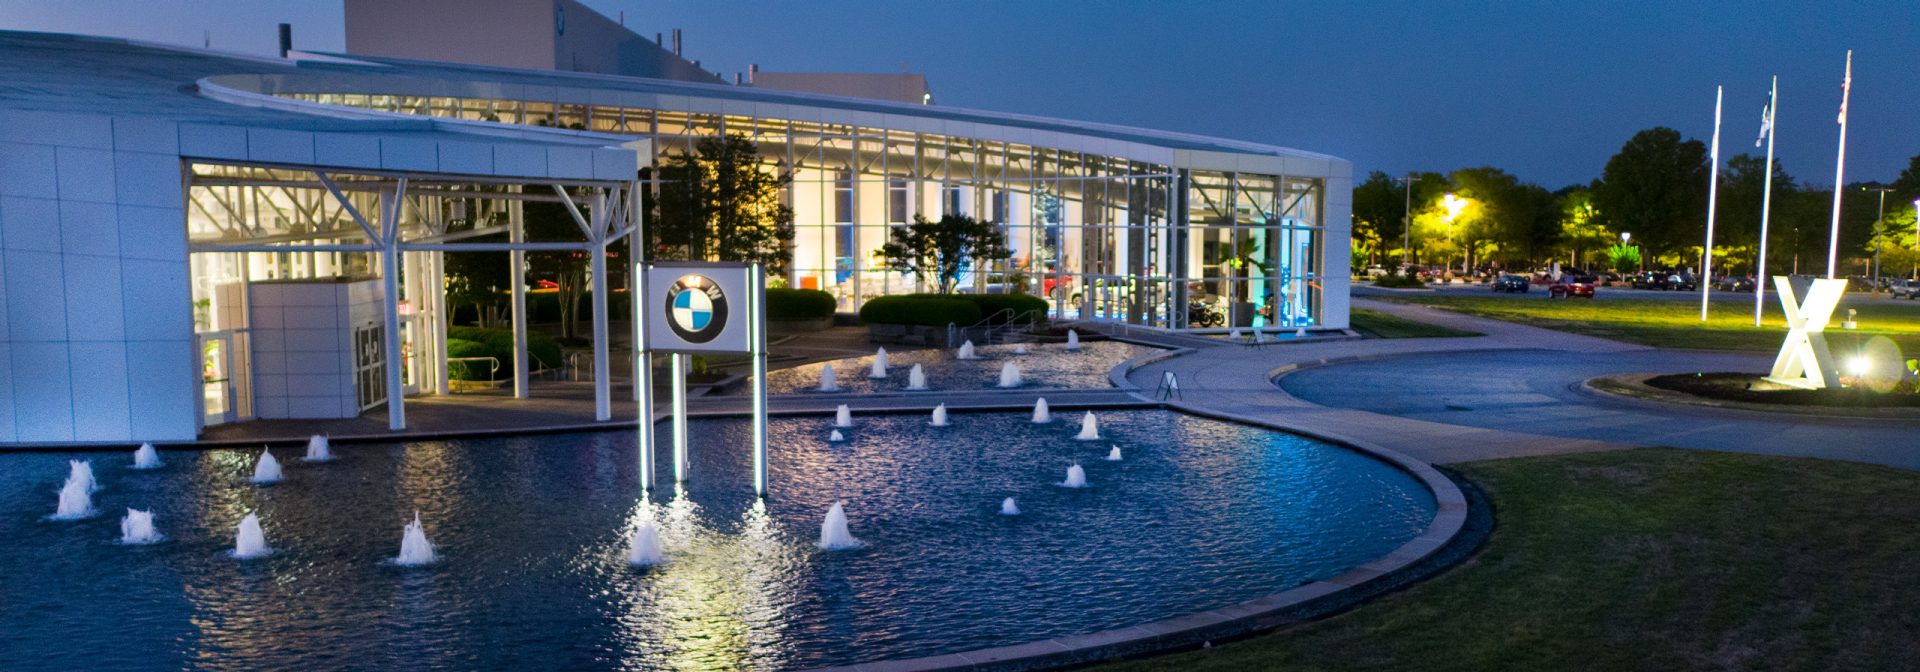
[1122,299,1649,464]
[1126,297,1920,469]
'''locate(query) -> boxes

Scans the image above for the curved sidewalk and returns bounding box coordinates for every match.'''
[1123,298,1649,464]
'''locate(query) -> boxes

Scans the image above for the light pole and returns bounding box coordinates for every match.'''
[1865,186,1893,290]
[1442,193,1469,276]
[1912,198,1919,281]
[1621,231,1636,275]
[1397,173,1416,267]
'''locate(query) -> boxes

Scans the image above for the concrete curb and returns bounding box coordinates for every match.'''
[1107,346,1194,390]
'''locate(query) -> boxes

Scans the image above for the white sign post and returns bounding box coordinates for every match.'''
[1765,276,1846,390]
[636,262,769,495]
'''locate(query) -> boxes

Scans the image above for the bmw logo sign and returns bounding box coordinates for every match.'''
[665,274,729,344]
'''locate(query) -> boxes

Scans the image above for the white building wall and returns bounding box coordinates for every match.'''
[1320,162,1355,330]
[0,110,195,444]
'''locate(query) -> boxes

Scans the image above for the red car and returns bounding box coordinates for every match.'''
[1549,276,1595,298]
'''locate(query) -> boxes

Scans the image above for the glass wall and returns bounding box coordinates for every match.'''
[285,93,1323,329]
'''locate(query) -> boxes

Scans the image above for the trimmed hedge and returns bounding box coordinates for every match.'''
[766,288,837,321]
[446,325,564,378]
[859,295,983,327]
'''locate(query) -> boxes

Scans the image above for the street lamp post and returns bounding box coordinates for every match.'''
[1912,198,1919,281]
[1442,193,1469,277]
[1398,173,1416,267]
[1865,186,1893,290]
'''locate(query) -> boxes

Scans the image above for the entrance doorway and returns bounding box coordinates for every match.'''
[199,332,237,426]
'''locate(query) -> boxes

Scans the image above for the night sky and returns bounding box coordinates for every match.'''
[3,0,1913,188]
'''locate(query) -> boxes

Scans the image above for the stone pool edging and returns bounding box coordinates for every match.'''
[1105,345,1196,391]
[804,403,1471,672]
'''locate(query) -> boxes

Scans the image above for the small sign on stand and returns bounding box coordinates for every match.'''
[635,262,769,495]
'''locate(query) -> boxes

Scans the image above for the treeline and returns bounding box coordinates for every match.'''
[1353,127,1920,278]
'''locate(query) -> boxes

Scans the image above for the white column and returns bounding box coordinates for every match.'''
[381,186,407,431]
[431,249,450,395]
[509,199,530,399]
[590,234,612,422]
[750,264,769,496]
[671,353,689,482]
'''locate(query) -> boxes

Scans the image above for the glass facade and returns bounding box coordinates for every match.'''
[284,93,1325,328]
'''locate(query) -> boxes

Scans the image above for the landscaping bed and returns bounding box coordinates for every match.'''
[1644,372,1920,408]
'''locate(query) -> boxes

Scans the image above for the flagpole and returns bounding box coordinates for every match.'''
[1827,50,1852,279]
[1754,76,1778,327]
[1701,85,1723,321]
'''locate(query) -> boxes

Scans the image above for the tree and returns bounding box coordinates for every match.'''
[653,134,794,274]
[444,249,510,328]
[1350,172,1403,267]
[876,214,1012,294]
[1557,187,1611,269]
[1593,127,1709,261]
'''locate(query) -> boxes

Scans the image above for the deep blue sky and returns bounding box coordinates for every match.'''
[4,1,1913,188]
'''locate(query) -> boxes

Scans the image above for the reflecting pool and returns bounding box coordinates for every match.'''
[0,410,1433,670]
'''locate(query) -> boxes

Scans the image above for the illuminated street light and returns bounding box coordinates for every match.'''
[1442,193,1469,221]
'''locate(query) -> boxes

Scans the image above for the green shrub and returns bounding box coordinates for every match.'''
[766,288,837,321]
[858,295,983,326]
[951,293,1049,325]
[1374,274,1426,289]
[446,325,564,375]
[444,338,499,381]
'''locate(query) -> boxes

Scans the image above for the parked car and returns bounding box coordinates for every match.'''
[1717,275,1756,293]
[1492,274,1531,293]
[1890,279,1920,300]
[1629,272,1667,290]
[1549,275,1596,298]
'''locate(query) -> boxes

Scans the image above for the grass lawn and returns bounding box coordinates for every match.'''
[1100,448,1920,671]
[1379,294,1920,353]
[1349,308,1482,339]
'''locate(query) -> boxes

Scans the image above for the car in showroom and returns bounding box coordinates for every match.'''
[1492,273,1531,293]
[1549,274,1596,298]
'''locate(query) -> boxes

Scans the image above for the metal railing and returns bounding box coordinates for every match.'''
[447,356,501,393]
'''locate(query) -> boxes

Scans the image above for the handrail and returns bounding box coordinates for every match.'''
[447,356,501,392]
[957,307,1048,345]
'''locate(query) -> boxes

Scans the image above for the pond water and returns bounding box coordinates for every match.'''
[759,340,1155,394]
[0,410,1434,670]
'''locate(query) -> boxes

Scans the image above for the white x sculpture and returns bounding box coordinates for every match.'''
[1765,276,1847,390]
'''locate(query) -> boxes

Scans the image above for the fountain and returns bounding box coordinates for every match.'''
[627,521,666,567]
[817,364,841,392]
[907,364,929,390]
[1075,412,1100,440]
[1012,344,1028,355]
[232,512,270,559]
[1252,329,1266,344]
[1031,397,1052,423]
[1229,328,1243,341]
[1065,329,1081,352]
[304,435,333,462]
[869,348,890,378]
[834,404,854,428]
[394,512,437,566]
[817,501,862,550]
[930,404,950,427]
[51,469,93,520]
[1060,463,1088,488]
[132,443,162,469]
[1106,445,1123,461]
[997,362,1022,388]
[68,460,97,492]
[957,340,978,360]
[1000,497,1021,516]
[829,429,847,443]
[120,509,161,544]
[1295,328,1307,339]
[251,448,283,485]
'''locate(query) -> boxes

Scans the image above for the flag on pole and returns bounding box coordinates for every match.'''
[1756,101,1773,148]
[1837,53,1852,125]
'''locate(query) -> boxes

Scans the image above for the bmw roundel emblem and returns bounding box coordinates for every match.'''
[665,274,728,344]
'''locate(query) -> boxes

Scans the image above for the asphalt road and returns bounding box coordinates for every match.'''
[1277,348,1920,469]
[1357,282,1920,311]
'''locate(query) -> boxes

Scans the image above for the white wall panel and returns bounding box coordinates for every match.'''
[58,200,118,257]
[0,142,58,199]
[120,258,192,341]
[62,254,125,342]
[5,249,66,341]
[178,123,248,161]
[0,343,11,441]
[54,147,116,203]
[0,111,111,150]
[1,196,61,252]
[67,341,131,441]
[112,118,179,155]
[116,205,186,262]
[315,133,382,169]
[10,342,73,441]
[247,128,317,165]
[125,339,195,440]
[112,152,184,209]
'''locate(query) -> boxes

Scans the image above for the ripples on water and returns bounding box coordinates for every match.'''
[0,411,1434,670]
[759,341,1154,394]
